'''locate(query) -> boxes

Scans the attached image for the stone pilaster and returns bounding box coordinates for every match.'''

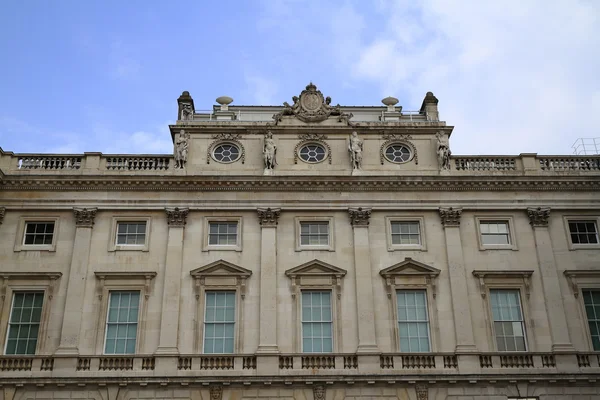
[439,207,477,353]
[55,208,97,355]
[348,208,379,353]
[155,208,189,355]
[527,207,574,352]
[256,208,280,353]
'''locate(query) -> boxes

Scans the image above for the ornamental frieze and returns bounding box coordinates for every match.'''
[1,177,599,192]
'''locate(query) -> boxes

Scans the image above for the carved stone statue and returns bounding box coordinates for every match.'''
[180,103,193,121]
[174,129,190,169]
[263,131,277,171]
[348,131,363,170]
[436,131,451,170]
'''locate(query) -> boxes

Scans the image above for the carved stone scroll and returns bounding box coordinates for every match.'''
[257,208,281,227]
[348,207,371,226]
[527,207,550,227]
[439,207,462,227]
[165,207,189,227]
[73,208,97,227]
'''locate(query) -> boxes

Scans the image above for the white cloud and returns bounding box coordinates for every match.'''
[346,0,600,154]
[244,74,279,105]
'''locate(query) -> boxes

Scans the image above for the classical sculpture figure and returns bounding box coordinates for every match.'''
[174,129,190,169]
[180,103,193,121]
[348,131,363,170]
[436,131,451,170]
[263,131,277,171]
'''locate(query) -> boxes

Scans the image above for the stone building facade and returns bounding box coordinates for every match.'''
[0,83,599,400]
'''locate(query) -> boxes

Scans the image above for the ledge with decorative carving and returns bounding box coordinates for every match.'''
[0,352,598,384]
[2,175,599,192]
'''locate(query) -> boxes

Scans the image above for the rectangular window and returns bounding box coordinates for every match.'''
[23,222,55,246]
[116,222,147,245]
[569,221,599,244]
[490,289,527,351]
[583,290,600,350]
[204,291,235,354]
[480,221,510,245]
[390,221,421,245]
[5,292,44,355]
[104,291,139,354]
[208,222,238,246]
[300,222,329,246]
[301,291,333,353]
[396,290,430,352]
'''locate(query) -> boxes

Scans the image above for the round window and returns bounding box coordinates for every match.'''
[299,143,326,163]
[212,143,240,163]
[384,144,412,163]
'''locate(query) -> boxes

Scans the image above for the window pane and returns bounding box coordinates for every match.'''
[105,291,139,354]
[6,292,44,355]
[397,290,430,352]
[204,291,236,354]
[302,291,333,353]
[583,290,600,350]
[490,289,526,352]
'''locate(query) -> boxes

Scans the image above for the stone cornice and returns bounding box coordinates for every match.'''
[2,175,599,192]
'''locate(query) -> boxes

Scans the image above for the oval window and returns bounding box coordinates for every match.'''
[212,143,240,163]
[299,144,326,163]
[384,144,412,163]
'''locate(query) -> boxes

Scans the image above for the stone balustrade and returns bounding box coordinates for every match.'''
[1,151,599,176]
[0,353,598,380]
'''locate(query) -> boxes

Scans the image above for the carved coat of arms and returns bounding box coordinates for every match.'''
[273,82,353,125]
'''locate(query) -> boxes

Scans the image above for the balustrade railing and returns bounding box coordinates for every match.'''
[17,155,82,170]
[0,353,598,377]
[454,156,517,171]
[104,156,171,171]
[538,156,600,171]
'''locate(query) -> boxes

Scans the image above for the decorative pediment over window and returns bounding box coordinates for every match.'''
[563,270,600,298]
[94,271,157,299]
[472,270,533,298]
[379,257,441,298]
[285,259,347,299]
[0,272,62,300]
[190,259,252,299]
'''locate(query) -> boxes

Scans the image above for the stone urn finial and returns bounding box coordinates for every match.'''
[382,96,399,112]
[216,96,234,111]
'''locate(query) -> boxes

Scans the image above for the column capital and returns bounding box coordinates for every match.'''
[348,207,371,227]
[527,207,550,227]
[0,207,5,224]
[165,207,189,227]
[73,208,97,227]
[439,207,462,227]
[257,208,281,227]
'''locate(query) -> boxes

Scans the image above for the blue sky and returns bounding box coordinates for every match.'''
[1,0,599,155]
